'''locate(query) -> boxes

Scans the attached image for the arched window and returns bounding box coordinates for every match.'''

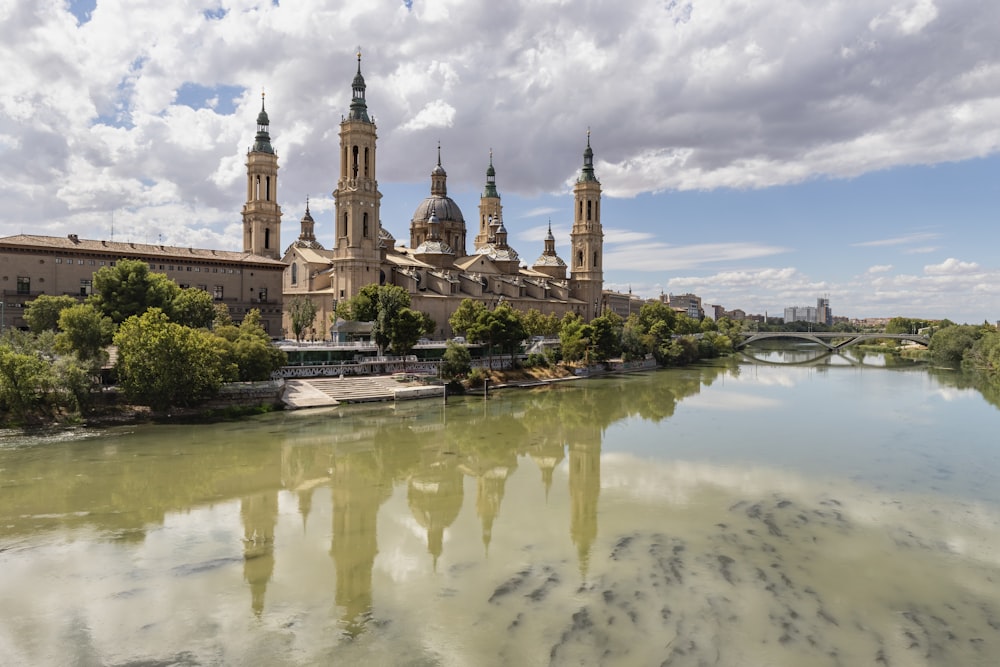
[265,176,271,201]
[255,175,261,200]
[364,147,370,178]
[264,228,270,249]
[341,212,348,238]
[291,263,298,285]
[593,251,598,268]
[587,201,592,221]
[352,145,359,179]
[577,250,583,267]
[363,212,369,238]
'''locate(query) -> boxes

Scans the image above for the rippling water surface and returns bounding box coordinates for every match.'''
[1,352,998,666]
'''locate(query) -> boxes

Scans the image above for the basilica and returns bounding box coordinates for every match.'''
[272,55,605,339]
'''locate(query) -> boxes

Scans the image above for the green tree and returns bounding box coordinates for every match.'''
[964,330,1000,373]
[89,259,180,324]
[440,340,472,379]
[929,324,983,365]
[488,303,527,366]
[227,309,287,381]
[522,308,561,338]
[449,298,487,338]
[0,345,55,423]
[170,288,216,329]
[289,296,319,342]
[589,312,623,362]
[24,295,78,333]
[559,312,593,363]
[389,307,432,355]
[56,303,114,362]
[338,284,414,355]
[113,308,226,409]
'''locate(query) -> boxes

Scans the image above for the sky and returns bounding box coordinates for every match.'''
[1,0,998,324]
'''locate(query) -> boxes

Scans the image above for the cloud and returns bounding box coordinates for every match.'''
[867,264,894,273]
[924,258,980,275]
[852,232,941,247]
[399,99,457,132]
[605,241,790,272]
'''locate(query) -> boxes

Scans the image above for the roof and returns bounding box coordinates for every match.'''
[0,234,286,268]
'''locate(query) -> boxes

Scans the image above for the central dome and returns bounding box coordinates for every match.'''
[412,195,465,226]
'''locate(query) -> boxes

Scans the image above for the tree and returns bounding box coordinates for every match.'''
[24,295,78,333]
[386,308,424,355]
[170,288,216,329]
[964,330,1000,373]
[589,312,623,362]
[113,308,226,409]
[227,308,287,381]
[338,284,414,355]
[440,340,472,379]
[488,303,527,366]
[56,303,114,362]
[89,259,180,324]
[449,298,487,338]
[929,324,983,365]
[289,296,319,342]
[559,312,592,363]
[522,308,561,338]
[0,345,55,423]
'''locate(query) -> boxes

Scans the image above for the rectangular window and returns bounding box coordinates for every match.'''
[258,288,267,303]
[55,258,63,264]
[100,261,106,266]
[186,266,192,272]
[212,268,218,273]
[179,283,189,289]
[80,279,92,296]
[213,285,223,300]
[16,276,30,294]
[197,284,207,291]
[194,267,201,272]
[78,260,84,265]
[89,259,95,266]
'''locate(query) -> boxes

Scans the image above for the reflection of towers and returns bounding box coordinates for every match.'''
[459,453,518,554]
[568,435,601,579]
[407,454,464,569]
[241,491,278,616]
[528,439,566,500]
[330,454,391,637]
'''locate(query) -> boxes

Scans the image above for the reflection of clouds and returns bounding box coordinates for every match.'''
[933,387,980,402]
[598,453,1000,568]
[681,391,784,411]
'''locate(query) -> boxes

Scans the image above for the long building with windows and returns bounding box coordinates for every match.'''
[0,234,286,333]
[281,54,605,339]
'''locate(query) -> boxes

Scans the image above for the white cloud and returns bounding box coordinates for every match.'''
[399,99,456,132]
[924,258,981,275]
[853,232,941,247]
[605,241,790,272]
[867,264,894,273]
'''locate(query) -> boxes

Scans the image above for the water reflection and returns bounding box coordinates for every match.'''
[2,357,999,666]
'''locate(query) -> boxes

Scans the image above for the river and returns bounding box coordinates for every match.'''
[1,349,998,666]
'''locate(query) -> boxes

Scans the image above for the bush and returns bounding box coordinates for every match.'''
[467,367,486,388]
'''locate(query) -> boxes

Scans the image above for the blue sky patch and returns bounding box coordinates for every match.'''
[67,0,97,25]
[203,7,228,21]
[176,83,244,114]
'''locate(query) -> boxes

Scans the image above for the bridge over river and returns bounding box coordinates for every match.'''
[735,331,930,351]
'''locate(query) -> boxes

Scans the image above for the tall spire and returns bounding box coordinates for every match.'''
[430,142,447,196]
[483,148,499,198]
[578,128,597,182]
[252,90,274,154]
[348,48,370,122]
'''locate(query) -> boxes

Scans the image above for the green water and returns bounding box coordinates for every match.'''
[1,353,999,666]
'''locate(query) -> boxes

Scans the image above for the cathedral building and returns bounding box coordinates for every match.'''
[281,54,605,339]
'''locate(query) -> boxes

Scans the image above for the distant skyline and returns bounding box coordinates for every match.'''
[2,0,998,323]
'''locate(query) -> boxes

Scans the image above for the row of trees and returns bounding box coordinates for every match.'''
[0,260,286,424]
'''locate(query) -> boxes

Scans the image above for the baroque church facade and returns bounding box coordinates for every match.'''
[278,55,605,339]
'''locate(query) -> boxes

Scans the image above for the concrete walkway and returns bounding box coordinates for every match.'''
[283,376,445,409]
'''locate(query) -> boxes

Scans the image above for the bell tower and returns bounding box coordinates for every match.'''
[332,50,383,300]
[475,150,501,250]
[570,131,604,320]
[242,92,282,259]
